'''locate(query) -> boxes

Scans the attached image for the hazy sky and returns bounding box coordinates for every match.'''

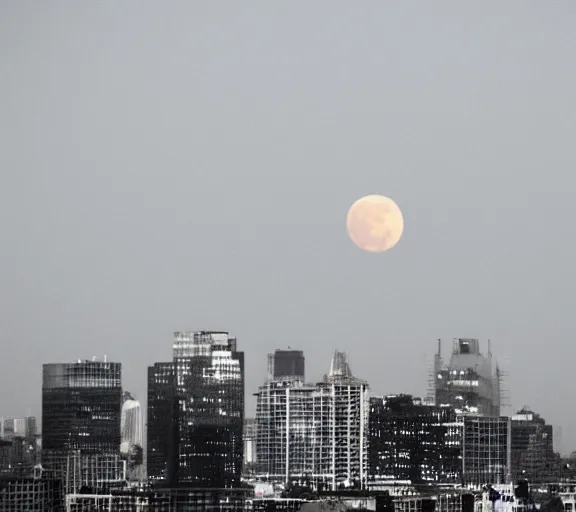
[1,2,576,453]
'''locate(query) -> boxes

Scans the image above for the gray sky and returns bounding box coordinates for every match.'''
[1,2,576,453]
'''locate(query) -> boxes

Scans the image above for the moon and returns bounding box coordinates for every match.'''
[346,195,404,252]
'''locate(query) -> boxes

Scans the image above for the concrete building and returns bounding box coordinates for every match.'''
[0,474,64,511]
[255,379,316,483]
[313,352,369,491]
[433,338,501,417]
[255,350,368,491]
[147,331,244,488]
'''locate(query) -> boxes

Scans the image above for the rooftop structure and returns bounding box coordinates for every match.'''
[433,338,501,416]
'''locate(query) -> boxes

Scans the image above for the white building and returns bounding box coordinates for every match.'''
[120,393,143,453]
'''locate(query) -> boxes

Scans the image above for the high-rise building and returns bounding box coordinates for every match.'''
[462,416,511,485]
[433,338,501,416]
[511,407,557,483]
[120,392,143,454]
[267,349,305,381]
[255,379,316,483]
[41,358,122,488]
[368,394,461,485]
[147,362,176,484]
[313,352,369,491]
[255,351,368,491]
[147,331,244,488]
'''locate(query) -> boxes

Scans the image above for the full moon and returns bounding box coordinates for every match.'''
[346,195,404,252]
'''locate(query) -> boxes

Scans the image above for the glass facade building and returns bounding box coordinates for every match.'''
[147,331,245,488]
[368,394,462,484]
[41,360,122,486]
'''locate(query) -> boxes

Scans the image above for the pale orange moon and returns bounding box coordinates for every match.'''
[346,195,404,252]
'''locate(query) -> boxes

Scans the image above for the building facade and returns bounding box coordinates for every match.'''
[121,392,143,454]
[510,407,557,483]
[313,352,369,491]
[433,338,501,417]
[255,379,316,483]
[147,362,176,484]
[255,351,368,491]
[147,331,244,488]
[462,416,511,485]
[368,394,462,485]
[41,359,123,491]
[268,349,306,381]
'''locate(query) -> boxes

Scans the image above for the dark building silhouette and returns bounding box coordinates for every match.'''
[0,474,64,511]
[147,362,177,484]
[269,350,305,380]
[462,416,510,485]
[147,331,244,488]
[368,394,461,484]
[511,408,557,483]
[41,359,122,480]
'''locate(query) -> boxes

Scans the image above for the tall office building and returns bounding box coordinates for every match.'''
[314,351,369,491]
[41,359,123,488]
[255,379,316,483]
[462,416,511,485]
[511,408,557,483]
[368,395,461,485]
[120,392,143,454]
[433,338,501,416]
[147,331,244,488]
[255,351,368,491]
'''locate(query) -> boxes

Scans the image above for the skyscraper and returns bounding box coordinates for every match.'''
[147,331,244,488]
[41,359,123,485]
[255,350,368,491]
[120,392,143,454]
[368,394,461,485]
[255,379,316,483]
[314,351,369,491]
[147,362,176,484]
[433,338,501,416]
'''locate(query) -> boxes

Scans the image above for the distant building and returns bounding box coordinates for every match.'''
[147,362,176,484]
[255,379,316,483]
[255,351,368,491]
[243,418,257,467]
[41,358,122,491]
[368,394,461,485]
[433,338,501,416]
[147,331,244,488]
[120,391,143,454]
[314,352,369,491]
[65,486,252,512]
[268,349,305,381]
[462,416,510,485]
[511,407,557,483]
[0,417,35,439]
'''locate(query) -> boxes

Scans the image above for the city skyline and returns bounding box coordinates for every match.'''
[2,1,576,458]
